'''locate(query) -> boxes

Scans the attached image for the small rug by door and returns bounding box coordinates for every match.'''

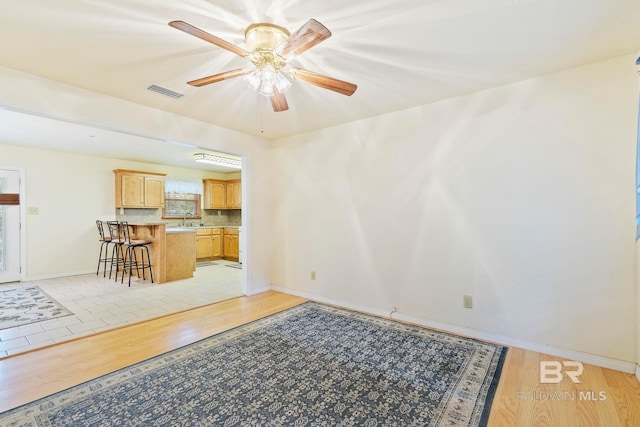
[0,302,507,426]
[195,261,219,267]
[0,286,73,330]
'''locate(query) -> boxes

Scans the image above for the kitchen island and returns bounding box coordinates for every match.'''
[125,223,196,283]
[165,228,196,282]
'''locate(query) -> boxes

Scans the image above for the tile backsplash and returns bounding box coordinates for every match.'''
[116,208,241,227]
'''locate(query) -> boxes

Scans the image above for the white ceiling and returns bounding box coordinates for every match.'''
[0,0,639,169]
[0,107,241,172]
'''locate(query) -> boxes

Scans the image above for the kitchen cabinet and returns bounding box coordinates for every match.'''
[196,230,212,259]
[114,169,166,208]
[203,179,241,209]
[196,227,222,260]
[225,180,242,209]
[203,180,226,209]
[223,228,239,261]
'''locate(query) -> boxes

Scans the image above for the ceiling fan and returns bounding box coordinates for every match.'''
[169,19,357,112]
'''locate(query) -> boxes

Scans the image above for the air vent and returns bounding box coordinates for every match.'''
[147,85,184,99]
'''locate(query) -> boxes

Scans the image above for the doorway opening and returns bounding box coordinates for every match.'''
[0,168,23,284]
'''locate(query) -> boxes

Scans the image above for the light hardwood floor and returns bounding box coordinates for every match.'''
[1,291,639,426]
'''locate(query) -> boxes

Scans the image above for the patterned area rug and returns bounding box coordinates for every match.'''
[195,261,219,267]
[0,302,507,426]
[0,286,73,330]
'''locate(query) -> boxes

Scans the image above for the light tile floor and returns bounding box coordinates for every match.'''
[0,262,242,358]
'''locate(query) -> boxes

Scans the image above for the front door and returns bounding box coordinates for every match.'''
[0,169,21,283]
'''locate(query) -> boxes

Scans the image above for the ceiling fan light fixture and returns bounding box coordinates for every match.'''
[244,70,261,91]
[259,80,275,97]
[275,72,292,93]
[244,23,290,51]
[243,23,293,99]
[258,65,276,96]
[262,64,276,81]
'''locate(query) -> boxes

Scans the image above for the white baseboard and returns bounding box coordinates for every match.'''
[245,285,271,296]
[25,269,95,282]
[271,286,636,375]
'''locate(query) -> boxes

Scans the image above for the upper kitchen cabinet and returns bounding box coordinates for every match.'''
[226,179,242,209]
[203,179,241,209]
[114,169,166,208]
[203,180,226,209]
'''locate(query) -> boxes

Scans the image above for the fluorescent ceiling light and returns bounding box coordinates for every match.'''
[193,153,242,169]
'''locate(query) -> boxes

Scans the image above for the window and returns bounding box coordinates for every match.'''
[163,192,201,219]
[162,179,203,219]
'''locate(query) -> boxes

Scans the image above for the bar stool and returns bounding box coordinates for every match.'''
[120,221,154,287]
[107,220,125,281]
[95,220,116,277]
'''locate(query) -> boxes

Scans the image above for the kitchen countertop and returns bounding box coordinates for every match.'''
[171,225,241,228]
[166,228,197,233]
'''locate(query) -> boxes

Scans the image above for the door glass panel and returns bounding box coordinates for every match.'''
[0,177,5,272]
[0,207,5,272]
[0,171,20,283]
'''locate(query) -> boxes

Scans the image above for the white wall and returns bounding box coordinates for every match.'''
[637,240,640,379]
[636,56,640,380]
[271,54,639,363]
[0,66,273,294]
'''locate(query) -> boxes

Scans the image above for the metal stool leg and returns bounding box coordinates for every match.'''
[96,241,106,275]
[145,246,154,283]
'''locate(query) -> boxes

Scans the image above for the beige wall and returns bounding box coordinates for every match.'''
[270,54,639,364]
[636,56,640,380]
[637,240,640,379]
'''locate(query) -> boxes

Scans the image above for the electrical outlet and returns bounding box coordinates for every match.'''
[463,295,473,309]
[310,271,316,280]
[391,305,397,313]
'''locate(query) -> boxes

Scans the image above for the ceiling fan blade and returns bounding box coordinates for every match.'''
[276,19,331,59]
[290,68,357,96]
[271,88,289,112]
[169,20,250,57]
[188,69,251,87]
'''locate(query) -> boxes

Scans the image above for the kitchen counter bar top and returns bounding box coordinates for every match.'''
[121,222,240,228]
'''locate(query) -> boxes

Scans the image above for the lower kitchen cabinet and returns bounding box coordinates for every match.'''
[196,228,222,260]
[211,233,222,258]
[223,228,239,262]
